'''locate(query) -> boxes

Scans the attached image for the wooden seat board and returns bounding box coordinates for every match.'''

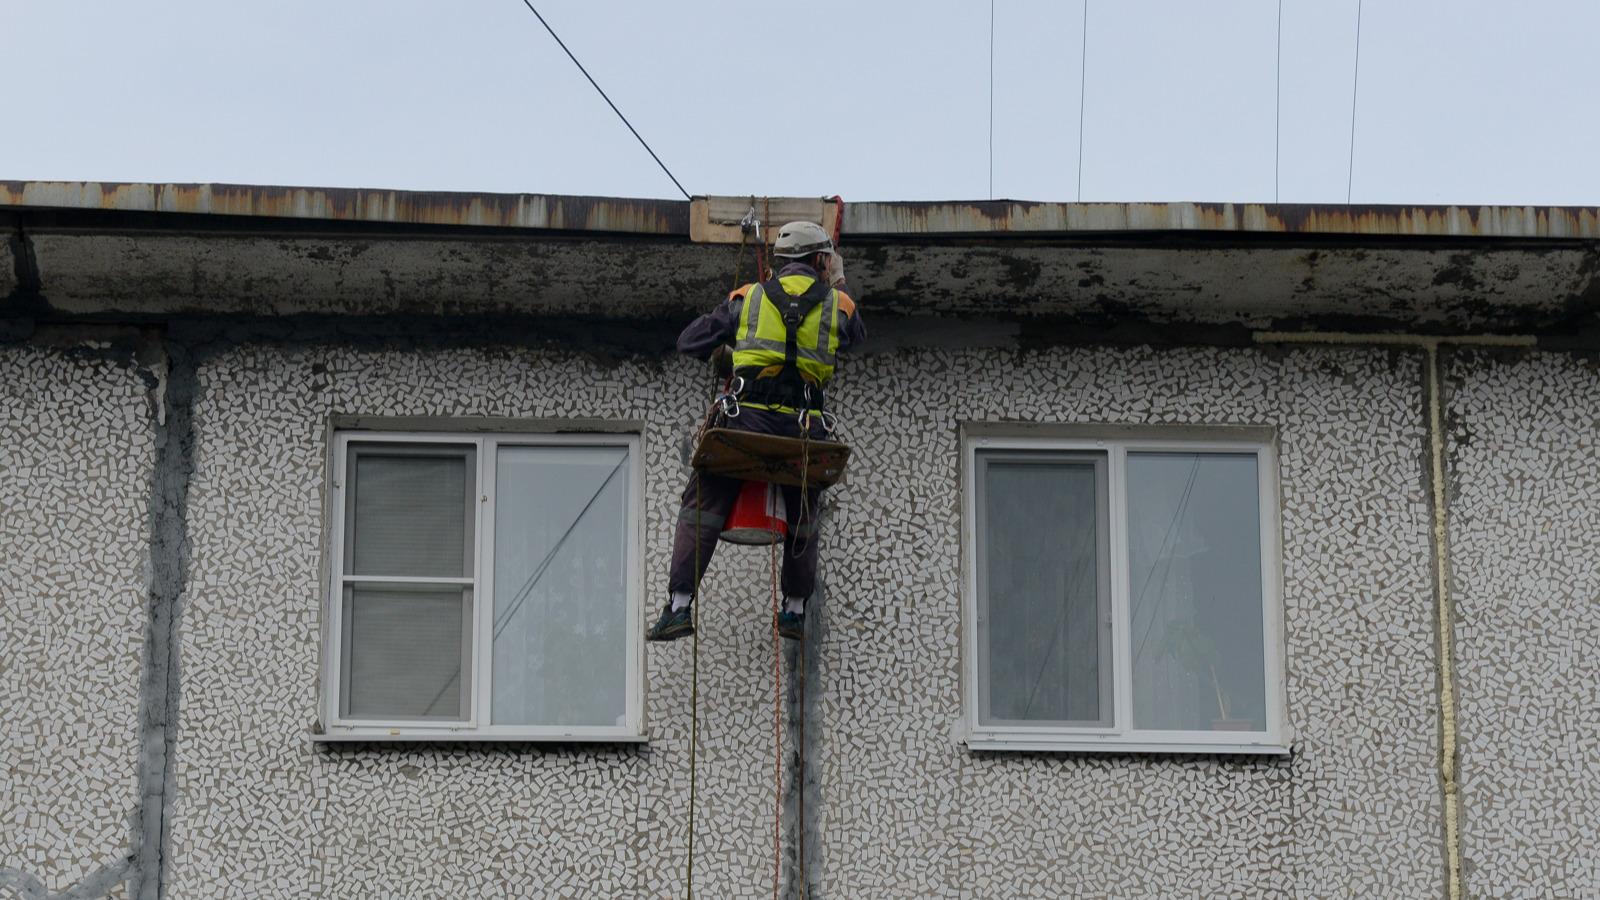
[691,427,851,488]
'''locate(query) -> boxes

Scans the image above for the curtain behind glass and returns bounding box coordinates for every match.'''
[979,456,1110,726]
[349,452,468,578]
[1127,452,1266,731]
[343,587,465,718]
[492,446,629,727]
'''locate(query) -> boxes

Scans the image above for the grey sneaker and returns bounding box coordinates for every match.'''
[647,603,694,642]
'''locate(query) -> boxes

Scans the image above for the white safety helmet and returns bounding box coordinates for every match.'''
[772,220,835,258]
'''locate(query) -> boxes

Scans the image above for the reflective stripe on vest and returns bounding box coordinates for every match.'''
[731,275,840,383]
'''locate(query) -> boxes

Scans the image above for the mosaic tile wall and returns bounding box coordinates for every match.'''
[1,348,152,894]
[815,344,1442,897]
[156,340,1447,897]
[169,346,687,898]
[1446,350,1600,899]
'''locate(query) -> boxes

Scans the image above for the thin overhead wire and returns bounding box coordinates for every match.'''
[516,0,692,200]
[1274,0,1283,203]
[1076,0,1090,202]
[989,0,996,201]
[1346,0,1363,205]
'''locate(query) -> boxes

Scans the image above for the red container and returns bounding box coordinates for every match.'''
[720,480,787,545]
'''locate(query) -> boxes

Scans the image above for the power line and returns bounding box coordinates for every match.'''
[1076,0,1090,202]
[516,0,691,200]
[1346,0,1363,204]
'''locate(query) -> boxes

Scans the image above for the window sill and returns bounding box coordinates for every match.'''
[964,735,1291,756]
[311,729,647,744]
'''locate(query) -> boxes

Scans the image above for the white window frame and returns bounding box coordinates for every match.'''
[317,428,645,742]
[961,427,1289,755]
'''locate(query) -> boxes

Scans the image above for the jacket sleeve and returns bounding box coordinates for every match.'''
[676,287,749,358]
[835,286,866,353]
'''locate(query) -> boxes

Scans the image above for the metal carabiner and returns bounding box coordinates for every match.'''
[713,375,745,418]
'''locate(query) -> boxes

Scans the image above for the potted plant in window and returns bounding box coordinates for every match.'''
[1159,620,1253,731]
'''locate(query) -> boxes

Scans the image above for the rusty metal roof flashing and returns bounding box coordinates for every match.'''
[4,182,1600,338]
[0,181,688,235]
[5,182,1600,242]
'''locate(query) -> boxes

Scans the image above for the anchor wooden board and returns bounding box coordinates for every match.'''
[691,428,850,488]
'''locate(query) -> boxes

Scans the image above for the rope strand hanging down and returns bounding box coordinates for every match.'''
[770,540,783,900]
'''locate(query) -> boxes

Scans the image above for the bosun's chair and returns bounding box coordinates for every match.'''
[690,427,850,489]
[692,426,850,545]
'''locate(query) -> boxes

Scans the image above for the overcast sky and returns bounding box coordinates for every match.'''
[7,1,1598,205]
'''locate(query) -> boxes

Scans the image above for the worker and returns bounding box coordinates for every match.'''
[648,220,865,643]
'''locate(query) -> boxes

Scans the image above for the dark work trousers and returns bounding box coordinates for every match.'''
[668,408,828,605]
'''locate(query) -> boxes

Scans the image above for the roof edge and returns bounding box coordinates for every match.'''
[0,181,689,235]
[4,181,1600,241]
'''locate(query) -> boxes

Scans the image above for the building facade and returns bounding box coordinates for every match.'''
[3,184,1598,898]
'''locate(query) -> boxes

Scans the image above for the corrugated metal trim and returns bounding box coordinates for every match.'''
[4,183,1599,241]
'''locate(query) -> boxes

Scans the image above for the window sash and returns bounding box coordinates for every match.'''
[963,434,1286,754]
[323,430,644,740]
[973,450,1113,728]
[343,442,476,579]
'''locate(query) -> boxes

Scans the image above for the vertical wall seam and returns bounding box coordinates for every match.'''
[782,564,826,898]
[1424,345,1464,900]
[129,337,199,900]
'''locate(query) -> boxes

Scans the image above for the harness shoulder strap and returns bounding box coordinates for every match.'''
[761,276,830,322]
[760,276,831,369]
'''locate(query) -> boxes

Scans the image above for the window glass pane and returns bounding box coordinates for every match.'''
[978,455,1111,726]
[1128,452,1267,732]
[342,587,467,719]
[491,445,629,727]
[347,447,471,578]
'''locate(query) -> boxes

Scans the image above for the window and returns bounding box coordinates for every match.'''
[962,429,1286,754]
[320,430,643,741]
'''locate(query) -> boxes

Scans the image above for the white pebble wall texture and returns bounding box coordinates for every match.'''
[1447,350,1600,899]
[15,335,1592,897]
[1,348,153,894]
[815,344,1441,898]
[158,341,1445,898]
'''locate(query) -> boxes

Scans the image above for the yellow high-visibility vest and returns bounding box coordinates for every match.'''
[731,274,841,406]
